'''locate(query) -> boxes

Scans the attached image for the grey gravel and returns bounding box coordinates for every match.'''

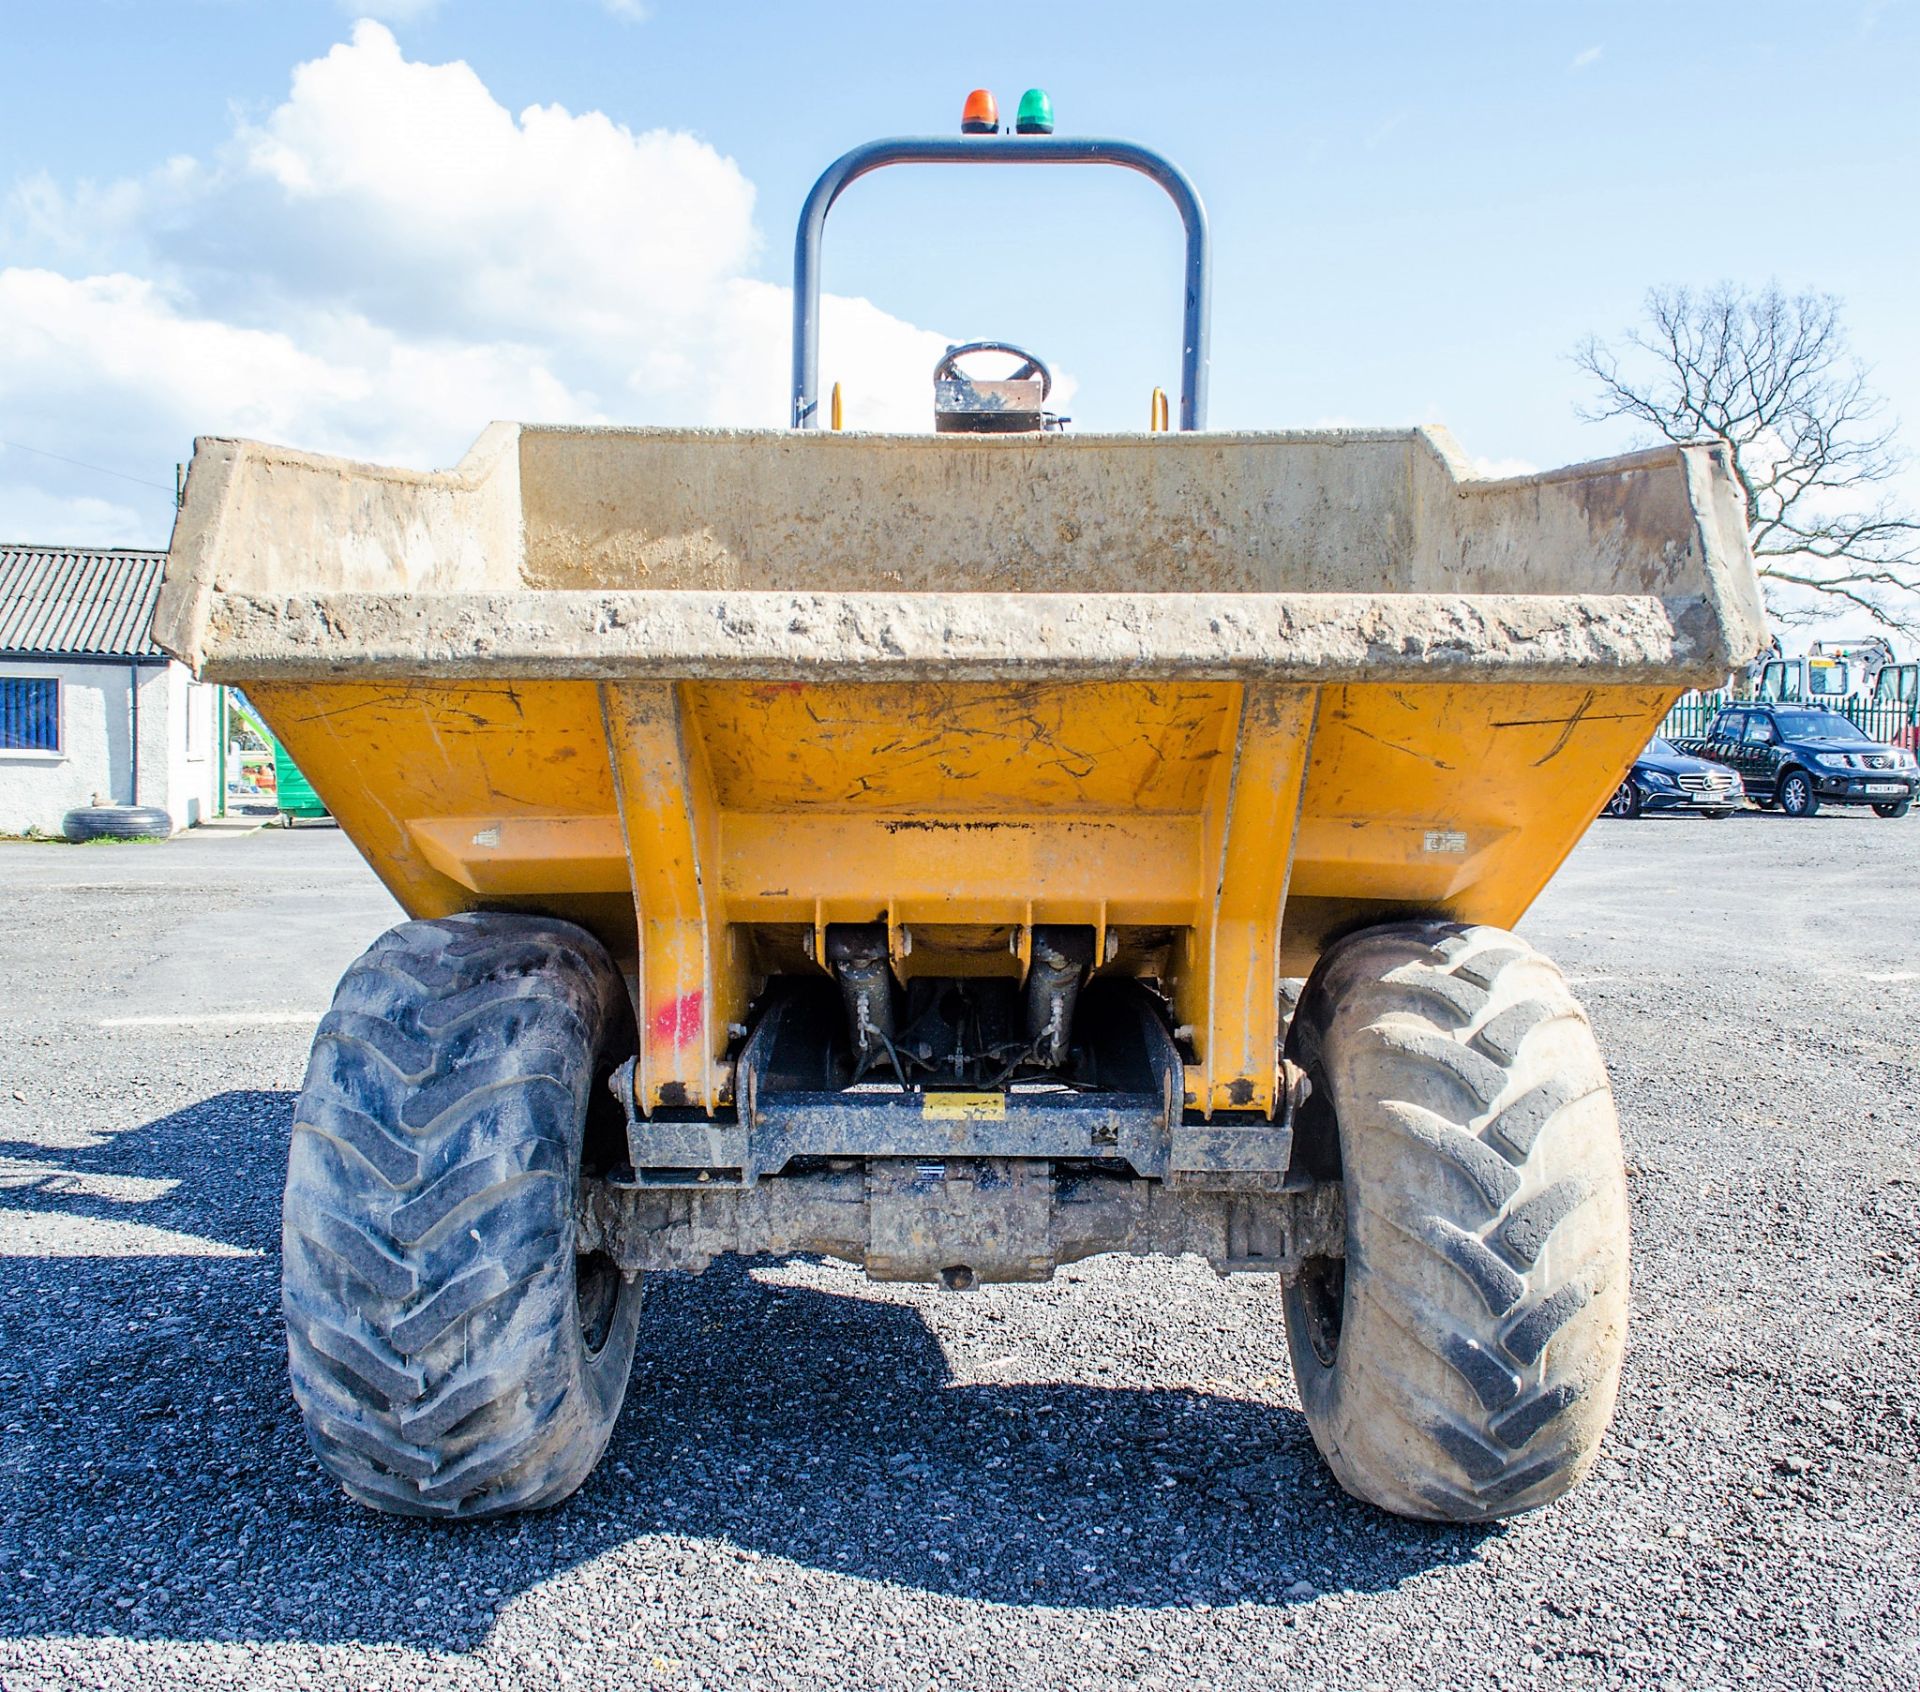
[1,812,1917,1690]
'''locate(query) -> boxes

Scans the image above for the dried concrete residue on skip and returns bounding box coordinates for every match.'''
[189,586,1723,687]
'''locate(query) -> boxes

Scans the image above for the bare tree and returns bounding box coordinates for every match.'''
[1575,284,1920,638]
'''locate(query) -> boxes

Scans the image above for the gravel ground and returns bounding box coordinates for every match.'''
[1,812,1916,1691]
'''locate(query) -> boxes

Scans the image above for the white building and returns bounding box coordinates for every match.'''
[0,546,220,837]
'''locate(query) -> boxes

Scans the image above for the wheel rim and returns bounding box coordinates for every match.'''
[1605,781,1633,817]
[1296,1256,1346,1366]
[577,1047,635,1359]
[576,1254,623,1356]
[1285,1038,1347,1367]
[1785,776,1808,811]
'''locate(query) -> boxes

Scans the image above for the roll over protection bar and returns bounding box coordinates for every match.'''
[790,135,1211,432]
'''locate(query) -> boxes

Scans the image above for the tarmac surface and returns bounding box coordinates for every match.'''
[1,811,1916,1690]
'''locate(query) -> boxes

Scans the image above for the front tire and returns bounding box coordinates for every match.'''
[283,912,643,1518]
[1778,769,1820,817]
[1602,779,1641,819]
[1873,799,1911,819]
[1283,922,1630,1522]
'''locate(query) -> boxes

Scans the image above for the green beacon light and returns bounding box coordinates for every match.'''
[1015,88,1054,135]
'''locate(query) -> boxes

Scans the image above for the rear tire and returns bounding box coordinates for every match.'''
[1873,799,1911,819]
[1778,770,1820,817]
[283,912,643,1518]
[1283,921,1629,1522]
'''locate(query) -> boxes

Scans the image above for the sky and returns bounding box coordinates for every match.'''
[3,0,1918,628]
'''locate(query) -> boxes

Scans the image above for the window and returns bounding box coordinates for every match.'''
[1708,710,1744,741]
[1775,710,1860,743]
[185,681,206,759]
[1745,715,1777,745]
[0,676,61,753]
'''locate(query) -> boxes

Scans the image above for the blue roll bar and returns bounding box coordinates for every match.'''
[791,135,1211,431]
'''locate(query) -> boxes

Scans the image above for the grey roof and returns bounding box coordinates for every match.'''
[0,545,168,658]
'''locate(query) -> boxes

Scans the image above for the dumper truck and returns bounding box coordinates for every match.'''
[156,104,1768,1526]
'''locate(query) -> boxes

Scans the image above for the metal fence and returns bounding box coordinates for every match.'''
[1658,690,1919,745]
[1658,692,1727,741]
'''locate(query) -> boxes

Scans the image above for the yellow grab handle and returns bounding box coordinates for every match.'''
[830,381,844,431]
[1150,387,1169,432]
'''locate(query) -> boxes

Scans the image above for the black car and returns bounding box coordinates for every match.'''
[1672,704,1918,818]
[1604,738,1743,819]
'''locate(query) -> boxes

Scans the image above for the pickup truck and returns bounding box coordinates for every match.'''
[1673,703,1918,818]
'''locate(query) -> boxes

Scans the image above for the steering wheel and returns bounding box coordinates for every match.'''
[933,341,1053,403]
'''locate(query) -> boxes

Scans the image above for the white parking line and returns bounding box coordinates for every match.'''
[97,1010,326,1028]
[1862,971,1919,984]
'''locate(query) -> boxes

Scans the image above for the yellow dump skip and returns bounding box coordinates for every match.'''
[248,674,1675,1120]
[168,424,1763,1128]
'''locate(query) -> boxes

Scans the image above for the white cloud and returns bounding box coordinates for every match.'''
[0,22,948,546]
[0,265,594,492]
[601,0,650,18]
[0,477,149,548]
[1571,46,1603,69]
[1468,454,1539,480]
[1364,110,1409,150]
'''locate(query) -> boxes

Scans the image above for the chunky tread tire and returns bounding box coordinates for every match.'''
[283,912,643,1518]
[1283,921,1629,1522]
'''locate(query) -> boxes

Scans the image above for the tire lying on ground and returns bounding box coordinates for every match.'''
[1283,920,1629,1522]
[283,911,644,1518]
[61,803,173,841]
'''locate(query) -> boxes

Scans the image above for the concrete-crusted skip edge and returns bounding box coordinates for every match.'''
[156,423,1770,688]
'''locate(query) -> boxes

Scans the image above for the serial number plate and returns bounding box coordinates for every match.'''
[922,1093,1006,1121]
[1865,784,1906,795]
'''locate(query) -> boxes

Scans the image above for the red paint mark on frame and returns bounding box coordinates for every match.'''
[651,990,704,1048]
